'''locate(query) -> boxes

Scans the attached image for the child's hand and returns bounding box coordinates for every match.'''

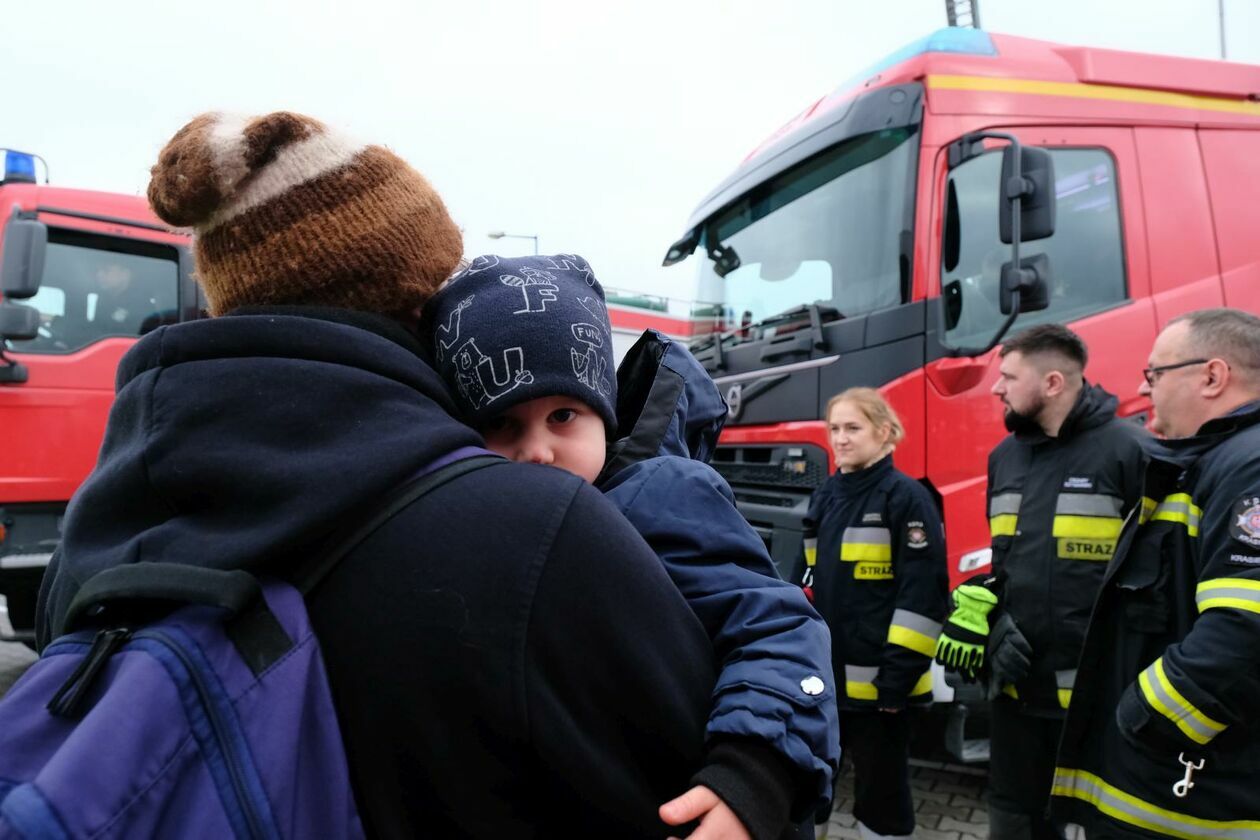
[659,785,752,840]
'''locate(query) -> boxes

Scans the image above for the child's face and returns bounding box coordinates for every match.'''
[480,395,608,482]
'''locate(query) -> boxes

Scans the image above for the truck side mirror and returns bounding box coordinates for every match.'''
[1,217,48,300]
[999,146,1055,244]
[662,227,701,267]
[0,301,39,341]
[999,253,1051,315]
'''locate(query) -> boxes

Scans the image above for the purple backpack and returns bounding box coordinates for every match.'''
[0,454,499,840]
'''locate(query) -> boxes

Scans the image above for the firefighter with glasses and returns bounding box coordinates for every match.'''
[935,324,1147,840]
[1053,309,1260,839]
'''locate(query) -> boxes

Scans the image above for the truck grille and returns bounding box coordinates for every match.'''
[711,444,830,491]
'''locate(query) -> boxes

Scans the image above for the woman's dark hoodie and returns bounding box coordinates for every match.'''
[35,309,768,838]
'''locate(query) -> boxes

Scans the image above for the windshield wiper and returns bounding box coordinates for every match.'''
[691,329,740,372]
[758,303,841,362]
[758,302,842,330]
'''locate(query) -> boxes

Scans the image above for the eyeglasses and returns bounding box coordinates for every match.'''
[1142,358,1209,386]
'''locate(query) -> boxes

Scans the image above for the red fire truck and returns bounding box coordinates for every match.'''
[0,152,198,643]
[664,26,1260,586]
[660,28,1260,757]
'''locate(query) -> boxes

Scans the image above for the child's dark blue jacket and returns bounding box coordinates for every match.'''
[598,331,840,819]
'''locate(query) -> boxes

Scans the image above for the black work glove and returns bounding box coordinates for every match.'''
[987,613,1032,694]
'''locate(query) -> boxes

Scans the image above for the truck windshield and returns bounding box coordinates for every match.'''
[697,126,918,332]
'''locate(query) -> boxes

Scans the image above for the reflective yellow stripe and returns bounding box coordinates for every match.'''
[887,625,937,657]
[840,543,892,562]
[1139,496,1158,525]
[845,665,880,700]
[1052,515,1123,539]
[844,667,932,701]
[846,680,878,700]
[1053,767,1260,839]
[888,610,944,657]
[990,514,1017,537]
[1053,500,1121,560]
[803,538,818,568]
[1196,577,1260,614]
[1057,669,1075,709]
[1138,657,1226,745]
[1002,684,1019,699]
[928,74,1260,118]
[1151,493,1202,537]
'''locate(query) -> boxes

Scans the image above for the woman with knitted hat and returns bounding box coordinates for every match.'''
[35,111,772,838]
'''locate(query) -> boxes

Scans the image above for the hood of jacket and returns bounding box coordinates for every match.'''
[38,307,483,639]
[598,330,727,481]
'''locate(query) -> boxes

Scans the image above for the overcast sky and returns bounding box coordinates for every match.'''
[4,0,1257,302]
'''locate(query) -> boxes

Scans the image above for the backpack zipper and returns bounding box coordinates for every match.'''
[47,627,132,718]
[131,628,277,840]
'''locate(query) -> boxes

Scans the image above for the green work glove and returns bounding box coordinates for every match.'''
[933,584,998,682]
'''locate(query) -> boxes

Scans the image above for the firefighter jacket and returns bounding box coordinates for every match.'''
[1052,401,1260,839]
[798,455,949,711]
[985,384,1147,714]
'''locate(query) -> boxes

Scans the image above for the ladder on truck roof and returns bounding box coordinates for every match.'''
[945,0,981,29]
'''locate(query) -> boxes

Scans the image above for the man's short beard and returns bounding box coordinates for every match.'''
[1004,395,1047,433]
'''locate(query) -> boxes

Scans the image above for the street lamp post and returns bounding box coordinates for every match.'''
[487,230,539,255]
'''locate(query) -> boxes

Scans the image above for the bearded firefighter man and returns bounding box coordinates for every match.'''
[935,324,1148,840]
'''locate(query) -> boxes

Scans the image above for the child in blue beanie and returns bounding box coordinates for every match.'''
[423,254,838,840]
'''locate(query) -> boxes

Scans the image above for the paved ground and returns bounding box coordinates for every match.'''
[0,640,37,696]
[824,760,990,840]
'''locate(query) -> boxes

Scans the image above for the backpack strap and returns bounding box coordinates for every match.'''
[291,453,504,596]
[58,455,505,638]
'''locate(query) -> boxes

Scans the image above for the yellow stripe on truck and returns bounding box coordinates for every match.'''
[927,74,1260,118]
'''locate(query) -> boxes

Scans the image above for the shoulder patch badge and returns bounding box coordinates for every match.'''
[1231,496,1260,550]
[907,520,929,550]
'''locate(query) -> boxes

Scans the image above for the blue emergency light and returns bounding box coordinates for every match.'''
[2,150,39,184]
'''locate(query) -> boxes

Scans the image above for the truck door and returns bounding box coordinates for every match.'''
[924,126,1156,584]
[1198,128,1260,311]
[1135,127,1224,322]
[0,228,184,636]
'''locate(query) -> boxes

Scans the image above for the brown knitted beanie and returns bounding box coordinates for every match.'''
[147,111,464,316]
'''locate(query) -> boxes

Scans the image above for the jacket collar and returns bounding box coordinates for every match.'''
[1151,400,1260,466]
[833,453,894,495]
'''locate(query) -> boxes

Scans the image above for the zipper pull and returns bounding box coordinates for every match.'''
[47,627,131,718]
[1172,752,1205,799]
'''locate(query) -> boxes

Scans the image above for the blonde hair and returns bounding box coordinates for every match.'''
[825,387,905,448]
